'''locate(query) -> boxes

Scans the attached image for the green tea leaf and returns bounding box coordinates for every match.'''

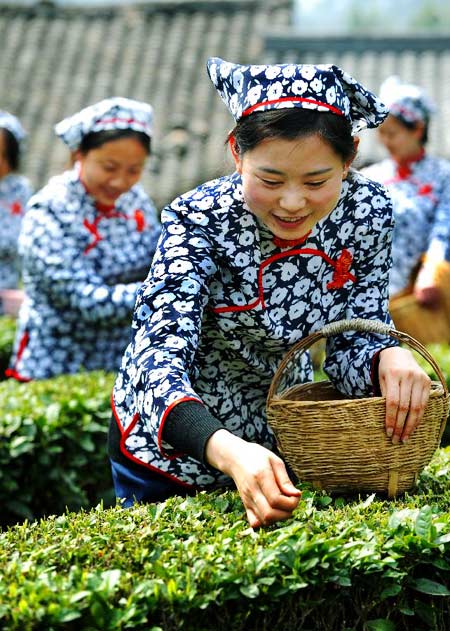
[410,578,450,596]
[414,505,432,539]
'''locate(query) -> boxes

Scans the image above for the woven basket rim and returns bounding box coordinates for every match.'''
[270,379,445,404]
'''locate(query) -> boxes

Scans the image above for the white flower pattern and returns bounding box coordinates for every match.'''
[0,174,32,291]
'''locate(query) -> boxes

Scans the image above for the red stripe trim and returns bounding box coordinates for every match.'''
[111,396,199,488]
[212,247,356,314]
[5,331,31,381]
[157,396,203,458]
[96,117,149,128]
[4,368,31,382]
[242,97,344,119]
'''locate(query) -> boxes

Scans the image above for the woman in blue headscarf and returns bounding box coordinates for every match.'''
[7,97,161,380]
[109,60,431,528]
[363,76,450,308]
[0,110,32,312]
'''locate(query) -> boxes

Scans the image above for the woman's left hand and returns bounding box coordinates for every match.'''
[378,347,431,444]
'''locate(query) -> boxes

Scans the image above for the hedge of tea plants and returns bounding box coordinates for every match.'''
[0,370,115,526]
[0,316,449,629]
[0,450,449,631]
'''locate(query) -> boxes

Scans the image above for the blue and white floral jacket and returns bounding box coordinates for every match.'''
[0,173,32,289]
[8,167,160,380]
[362,153,450,294]
[112,170,395,488]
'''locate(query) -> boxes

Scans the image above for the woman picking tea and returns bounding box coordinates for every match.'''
[109,59,431,527]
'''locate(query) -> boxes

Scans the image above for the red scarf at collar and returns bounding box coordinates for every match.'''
[273,230,311,249]
[395,148,425,179]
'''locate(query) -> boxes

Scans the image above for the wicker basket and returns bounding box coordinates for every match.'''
[266,318,449,497]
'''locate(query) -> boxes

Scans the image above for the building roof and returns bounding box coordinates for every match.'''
[0,0,292,209]
[1,2,449,209]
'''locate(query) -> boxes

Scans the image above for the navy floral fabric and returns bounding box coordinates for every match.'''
[8,167,160,380]
[0,173,32,289]
[207,57,388,132]
[112,170,395,489]
[362,154,450,294]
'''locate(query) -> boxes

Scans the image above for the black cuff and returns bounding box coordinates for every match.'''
[162,401,225,463]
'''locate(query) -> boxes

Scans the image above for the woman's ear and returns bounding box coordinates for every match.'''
[228,135,242,173]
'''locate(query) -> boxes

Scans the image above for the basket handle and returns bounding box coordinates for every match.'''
[267,317,449,401]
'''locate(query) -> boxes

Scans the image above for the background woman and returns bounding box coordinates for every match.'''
[7,97,161,380]
[0,110,32,313]
[362,76,450,307]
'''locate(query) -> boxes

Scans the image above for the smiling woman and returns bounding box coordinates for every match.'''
[6,97,161,381]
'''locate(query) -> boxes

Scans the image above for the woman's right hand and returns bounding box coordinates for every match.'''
[205,429,301,528]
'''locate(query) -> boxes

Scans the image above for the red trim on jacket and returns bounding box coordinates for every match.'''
[212,247,356,313]
[4,368,31,382]
[242,97,344,119]
[383,150,437,203]
[111,395,200,487]
[5,331,31,381]
[83,209,146,254]
[273,230,311,249]
[10,201,23,215]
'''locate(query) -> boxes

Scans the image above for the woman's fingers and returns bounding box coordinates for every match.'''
[379,348,431,444]
[245,487,299,527]
[399,379,431,442]
[272,457,301,496]
[205,430,300,528]
[239,457,301,527]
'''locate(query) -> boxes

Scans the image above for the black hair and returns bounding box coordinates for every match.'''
[0,127,21,171]
[78,128,151,155]
[392,114,429,146]
[229,108,356,164]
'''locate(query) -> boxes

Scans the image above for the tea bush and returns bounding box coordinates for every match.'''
[0,317,449,628]
[0,448,449,630]
[0,371,115,526]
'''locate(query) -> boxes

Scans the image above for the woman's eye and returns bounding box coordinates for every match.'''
[306,180,326,188]
[260,178,281,186]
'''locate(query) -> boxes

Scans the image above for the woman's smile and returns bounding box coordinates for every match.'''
[272,214,311,229]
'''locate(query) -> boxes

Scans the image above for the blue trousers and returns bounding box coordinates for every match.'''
[110,459,193,507]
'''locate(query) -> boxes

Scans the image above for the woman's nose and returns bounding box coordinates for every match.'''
[279,188,306,212]
[110,172,131,192]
